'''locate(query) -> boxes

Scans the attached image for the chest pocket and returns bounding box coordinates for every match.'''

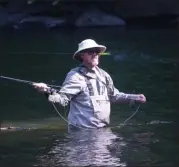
[90,95,110,124]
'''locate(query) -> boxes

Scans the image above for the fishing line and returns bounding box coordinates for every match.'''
[0,75,141,130]
[51,103,92,130]
[109,104,141,129]
[4,52,110,56]
[123,105,140,124]
[51,102,141,130]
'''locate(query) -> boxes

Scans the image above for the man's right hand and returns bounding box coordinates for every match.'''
[32,82,50,93]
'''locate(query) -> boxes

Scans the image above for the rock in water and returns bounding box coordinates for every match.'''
[75,8,126,27]
[18,16,66,28]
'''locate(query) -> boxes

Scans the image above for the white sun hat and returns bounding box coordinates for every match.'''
[73,39,107,61]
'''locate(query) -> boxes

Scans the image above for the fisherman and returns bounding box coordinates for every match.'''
[33,39,146,129]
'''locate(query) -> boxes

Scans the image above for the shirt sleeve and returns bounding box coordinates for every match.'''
[105,72,139,103]
[48,70,84,106]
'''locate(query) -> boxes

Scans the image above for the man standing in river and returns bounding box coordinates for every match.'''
[33,39,146,129]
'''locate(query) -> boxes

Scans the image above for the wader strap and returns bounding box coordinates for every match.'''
[104,75,112,95]
[84,77,94,96]
[97,68,112,95]
[78,68,94,96]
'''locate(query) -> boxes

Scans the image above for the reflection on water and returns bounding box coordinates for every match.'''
[0,121,178,166]
[35,121,177,167]
[37,128,126,167]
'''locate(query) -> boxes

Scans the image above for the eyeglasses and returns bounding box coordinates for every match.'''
[84,48,101,55]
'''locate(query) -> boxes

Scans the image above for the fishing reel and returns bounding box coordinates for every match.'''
[44,87,59,97]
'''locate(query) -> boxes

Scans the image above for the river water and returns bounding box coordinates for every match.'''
[0,27,179,167]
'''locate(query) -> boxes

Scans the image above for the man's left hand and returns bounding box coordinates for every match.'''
[137,94,146,103]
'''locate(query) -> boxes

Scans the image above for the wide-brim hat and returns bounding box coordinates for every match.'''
[73,39,107,62]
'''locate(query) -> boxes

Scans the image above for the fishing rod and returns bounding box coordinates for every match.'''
[1,75,34,85]
[0,75,62,88]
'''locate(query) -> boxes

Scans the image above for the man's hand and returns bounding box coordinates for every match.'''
[32,82,50,93]
[136,94,146,103]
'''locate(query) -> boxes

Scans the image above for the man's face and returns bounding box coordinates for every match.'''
[81,48,101,67]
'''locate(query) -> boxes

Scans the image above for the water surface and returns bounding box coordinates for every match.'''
[0,27,179,166]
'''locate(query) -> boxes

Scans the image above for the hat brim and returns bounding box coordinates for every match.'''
[73,45,106,62]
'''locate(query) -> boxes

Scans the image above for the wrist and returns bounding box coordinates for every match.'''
[127,94,139,101]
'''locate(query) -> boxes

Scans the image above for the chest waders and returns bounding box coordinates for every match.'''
[78,67,111,126]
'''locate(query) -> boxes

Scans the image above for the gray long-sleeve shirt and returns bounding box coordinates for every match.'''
[48,65,139,129]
